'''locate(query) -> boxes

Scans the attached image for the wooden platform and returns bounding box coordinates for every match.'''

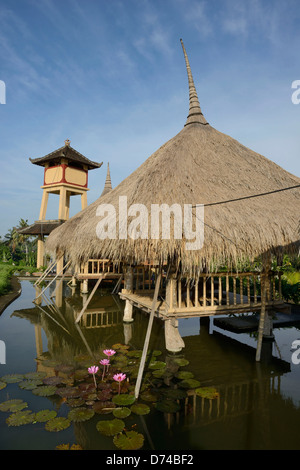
[119,289,288,319]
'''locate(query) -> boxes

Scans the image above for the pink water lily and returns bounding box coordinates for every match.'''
[88,365,99,389]
[113,373,126,394]
[100,359,110,380]
[103,349,116,357]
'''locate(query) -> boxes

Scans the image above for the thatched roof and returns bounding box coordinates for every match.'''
[46,40,300,275]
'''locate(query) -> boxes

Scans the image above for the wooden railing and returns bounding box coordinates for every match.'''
[128,268,284,316]
[78,259,122,278]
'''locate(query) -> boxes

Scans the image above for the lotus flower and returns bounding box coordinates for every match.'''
[88,365,99,389]
[103,349,116,357]
[100,359,110,380]
[113,373,126,394]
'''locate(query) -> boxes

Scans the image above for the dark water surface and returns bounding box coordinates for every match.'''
[0,280,300,450]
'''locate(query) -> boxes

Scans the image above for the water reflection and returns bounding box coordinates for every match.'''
[7,280,300,450]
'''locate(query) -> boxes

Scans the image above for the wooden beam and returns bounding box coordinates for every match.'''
[134,271,162,399]
[75,274,104,324]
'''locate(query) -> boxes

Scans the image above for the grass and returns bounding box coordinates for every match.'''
[0,263,37,296]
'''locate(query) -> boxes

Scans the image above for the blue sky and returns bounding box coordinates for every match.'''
[0,0,299,238]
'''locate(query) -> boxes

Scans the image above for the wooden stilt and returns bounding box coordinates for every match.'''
[256,274,266,362]
[134,271,162,399]
[75,274,104,324]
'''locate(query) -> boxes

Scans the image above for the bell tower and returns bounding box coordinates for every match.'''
[21,140,102,270]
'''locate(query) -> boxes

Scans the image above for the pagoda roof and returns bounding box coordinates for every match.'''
[29,140,102,170]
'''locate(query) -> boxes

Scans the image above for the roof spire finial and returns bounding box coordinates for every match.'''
[101,162,113,196]
[180,39,208,126]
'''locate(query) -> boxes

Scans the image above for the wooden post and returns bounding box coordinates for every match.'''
[123,266,134,322]
[256,274,266,361]
[135,272,161,399]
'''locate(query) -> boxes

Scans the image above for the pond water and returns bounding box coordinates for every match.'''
[0,279,300,451]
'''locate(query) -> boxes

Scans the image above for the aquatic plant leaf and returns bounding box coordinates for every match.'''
[155,400,181,413]
[35,409,57,422]
[56,443,83,450]
[140,391,159,402]
[112,394,136,406]
[151,369,169,378]
[112,343,130,352]
[19,379,43,390]
[45,417,71,432]
[1,374,24,383]
[113,407,131,419]
[0,381,7,391]
[148,361,166,370]
[6,410,35,426]
[173,358,189,367]
[43,376,65,386]
[179,379,201,389]
[113,431,144,450]
[131,403,150,415]
[96,418,125,436]
[93,401,116,414]
[67,398,85,408]
[68,407,95,422]
[24,372,47,380]
[56,386,81,398]
[0,399,28,412]
[195,387,220,399]
[147,350,162,357]
[127,350,142,358]
[161,388,187,400]
[175,371,194,380]
[32,385,57,396]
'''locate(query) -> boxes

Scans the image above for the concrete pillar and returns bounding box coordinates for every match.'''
[81,279,88,294]
[164,318,185,353]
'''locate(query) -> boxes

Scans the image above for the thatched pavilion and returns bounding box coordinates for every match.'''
[46,40,300,365]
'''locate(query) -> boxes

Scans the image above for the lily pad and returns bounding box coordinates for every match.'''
[131,403,150,415]
[45,417,71,432]
[161,388,187,400]
[127,350,142,358]
[140,391,159,402]
[35,409,57,422]
[96,418,125,436]
[24,372,47,380]
[179,379,201,389]
[0,381,7,391]
[175,371,194,380]
[173,358,189,367]
[113,407,131,418]
[56,386,81,398]
[43,376,65,386]
[32,385,57,396]
[148,361,166,370]
[1,374,24,383]
[19,379,43,390]
[67,398,85,408]
[113,431,144,450]
[6,410,35,426]
[155,400,181,413]
[0,399,28,412]
[112,394,135,406]
[68,407,95,422]
[195,387,220,399]
[93,401,116,414]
